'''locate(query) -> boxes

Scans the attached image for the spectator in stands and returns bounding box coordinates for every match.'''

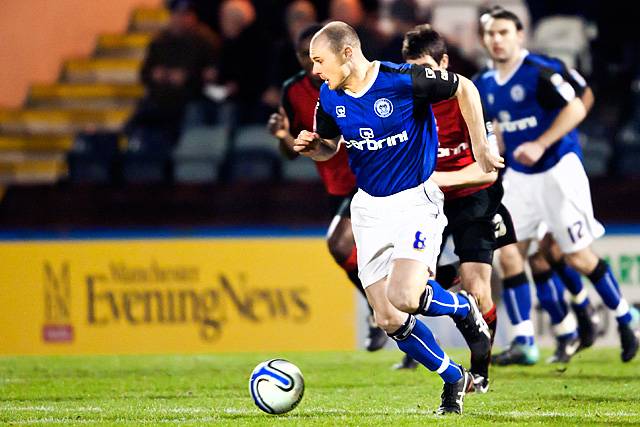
[379,0,418,63]
[329,0,384,59]
[125,0,220,145]
[214,0,270,124]
[262,0,318,109]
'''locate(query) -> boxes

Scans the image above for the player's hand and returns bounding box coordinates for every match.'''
[293,130,322,156]
[267,112,289,139]
[513,141,545,166]
[474,142,505,173]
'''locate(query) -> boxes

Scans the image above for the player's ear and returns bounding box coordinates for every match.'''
[343,45,353,60]
[440,54,449,70]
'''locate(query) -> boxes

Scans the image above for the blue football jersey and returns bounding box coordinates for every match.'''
[474,51,587,174]
[314,61,459,197]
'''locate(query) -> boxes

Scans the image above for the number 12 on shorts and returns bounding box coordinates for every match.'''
[567,220,584,244]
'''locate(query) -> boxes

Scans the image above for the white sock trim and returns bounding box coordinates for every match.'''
[571,289,588,305]
[616,299,630,318]
[513,320,534,337]
[552,312,578,337]
[436,354,451,374]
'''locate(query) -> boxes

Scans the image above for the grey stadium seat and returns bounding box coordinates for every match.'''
[172,125,228,183]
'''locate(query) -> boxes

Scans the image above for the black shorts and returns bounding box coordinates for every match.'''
[441,181,504,265]
[328,189,357,219]
[494,202,518,248]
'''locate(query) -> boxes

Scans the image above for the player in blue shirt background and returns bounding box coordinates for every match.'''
[293,21,503,414]
[474,8,640,364]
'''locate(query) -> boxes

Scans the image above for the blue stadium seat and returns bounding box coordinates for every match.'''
[121,127,173,183]
[67,131,119,183]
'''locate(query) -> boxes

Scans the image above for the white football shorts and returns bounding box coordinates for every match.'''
[350,179,448,288]
[502,152,605,254]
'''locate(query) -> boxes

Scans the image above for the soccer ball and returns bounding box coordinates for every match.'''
[249,359,304,414]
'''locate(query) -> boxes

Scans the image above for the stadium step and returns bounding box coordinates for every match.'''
[129,7,169,32]
[95,33,154,59]
[0,155,67,184]
[28,83,143,109]
[63,58,141,84]
[0,134,73,152]
[0,108,132,134]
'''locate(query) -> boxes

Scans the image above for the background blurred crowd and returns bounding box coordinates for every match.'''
[123,0,640,178]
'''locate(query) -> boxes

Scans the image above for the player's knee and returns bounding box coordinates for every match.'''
[564,248,598,275]
[528,251,550,274]
[499,245,524,276]
[386,284,420,313]
[373,310,406,333]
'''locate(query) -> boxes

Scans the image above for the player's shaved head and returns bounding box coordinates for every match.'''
[312,21,361,54]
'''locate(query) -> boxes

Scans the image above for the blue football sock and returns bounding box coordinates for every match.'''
[390,315,464,384]
[420,279,470,320]
[554,261,589,308]
[589,259,632,325]
[502,272,535,345]
[533,270,570,325]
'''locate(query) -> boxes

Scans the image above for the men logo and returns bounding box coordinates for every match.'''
[510,84,525,102]
[336,105,346,118]
[359,128,375,140]
[440,70,448,81]
[425,68,436,79]
[42,262,74,343]
[374,98,393,118]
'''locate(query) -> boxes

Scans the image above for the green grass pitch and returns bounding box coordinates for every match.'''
[0,349,638,426]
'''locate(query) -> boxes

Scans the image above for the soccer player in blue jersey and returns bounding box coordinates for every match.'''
[475,8,640,363]
[293,21,503,414]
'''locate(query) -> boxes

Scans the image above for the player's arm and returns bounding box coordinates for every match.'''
[454,76,505,173]
[293,100,340,161]
[565,67,594,113]
[513,67,587,166]
[431,162,497,189]
[411,65,503,173]
[431,119,499,188]
[267,106,298,160]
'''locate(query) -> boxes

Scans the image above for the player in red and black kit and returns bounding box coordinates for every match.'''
[394,24,519,392]
[267,23,387,351]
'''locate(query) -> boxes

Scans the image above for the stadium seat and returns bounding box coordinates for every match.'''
[615,145,640,176]
[232,125,280,154]
[121,127,173,183]
[28,83,143,109]
[63,58,141,84]
[580,135,612,178]
[172,125,228,183]
[223,124,282,182]
[67,131,120,183]
[224,148,283,183]
[282,156,319,183]
[532,15,593,72]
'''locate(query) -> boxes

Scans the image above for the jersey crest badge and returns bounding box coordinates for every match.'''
[374,98,393,118]
[336,105,346,118]
[510,84,525,102]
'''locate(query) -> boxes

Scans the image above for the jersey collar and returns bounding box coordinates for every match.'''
[344,61,380,98]
[494,49,529,86]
